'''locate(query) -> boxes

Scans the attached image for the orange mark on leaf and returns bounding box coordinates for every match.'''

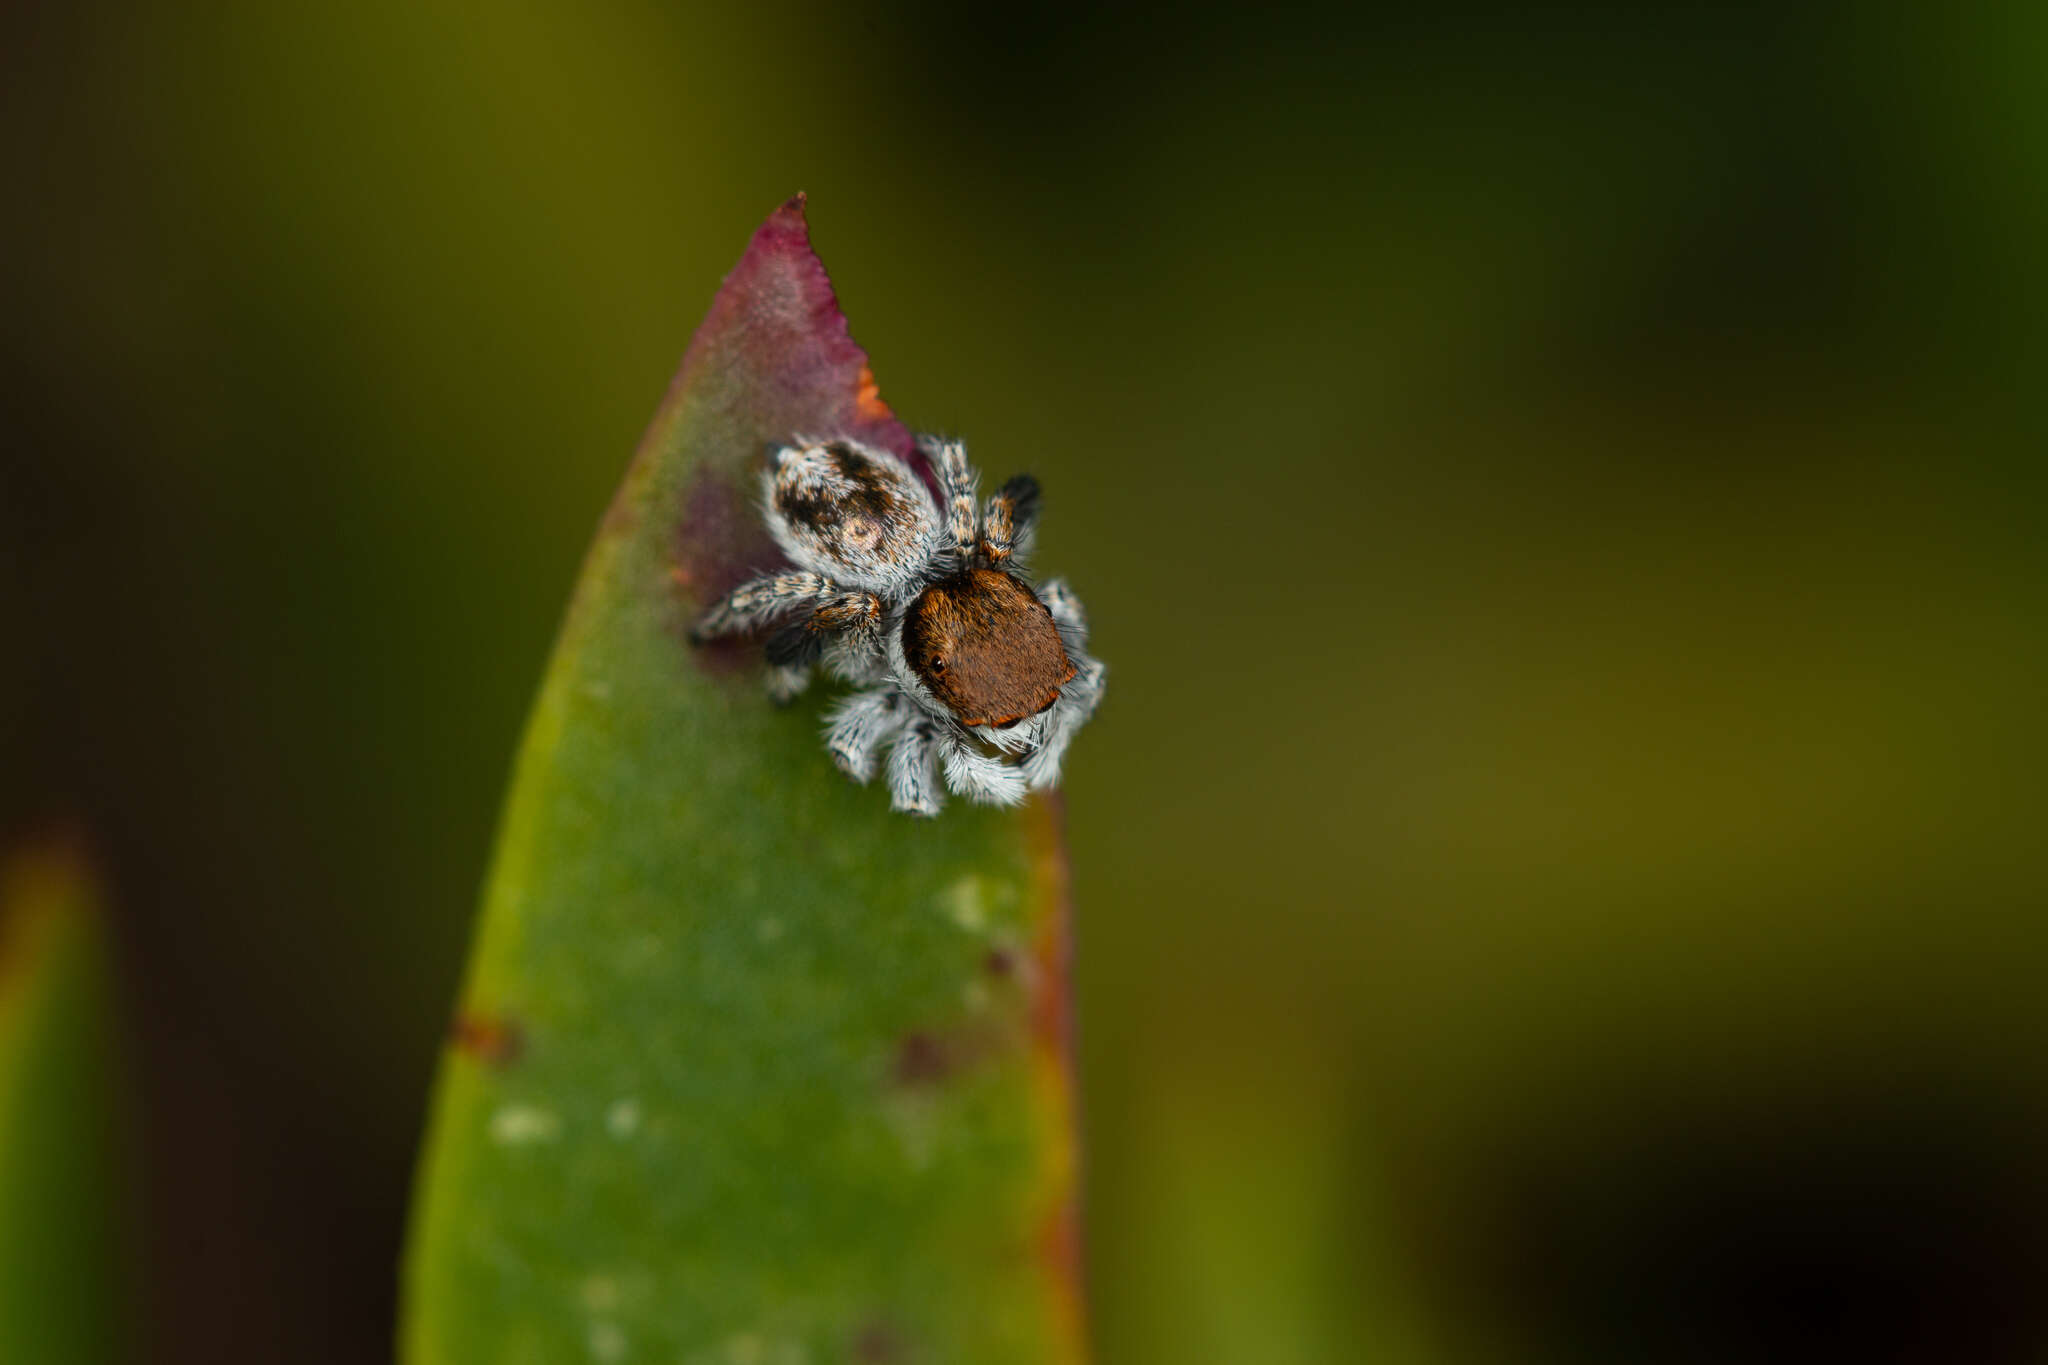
[450,1012,524,1066]
[854,364,894,423]
[1037,1196,1087,1352]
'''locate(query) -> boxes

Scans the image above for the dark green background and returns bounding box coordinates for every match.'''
[6,3,2047,1361]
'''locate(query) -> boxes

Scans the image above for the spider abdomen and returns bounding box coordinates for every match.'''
[902,568,1076,728]
[766,440,941,594]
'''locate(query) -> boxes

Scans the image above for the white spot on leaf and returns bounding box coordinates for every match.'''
[606,1098,641,1139]
[488,1104,561,1145]
[588,1319,627,1362]
[940,875,987,932]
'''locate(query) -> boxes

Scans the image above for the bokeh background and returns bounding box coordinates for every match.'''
[8,2,2048,1361]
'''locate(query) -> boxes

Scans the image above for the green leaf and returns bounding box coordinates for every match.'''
[402,198,1087,1364]
[0,840,128,1365]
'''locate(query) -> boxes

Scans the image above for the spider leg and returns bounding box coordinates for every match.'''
[763,659,812,705]
[810,591,885,656]
[1019,655,1105,789]
[885,720,945,817]
[763,592,884,667]
[940,733,1029,807]
[749,589,883,706]
[824,688,905,783]
[978,474,1041,565]
[689,571,836,642]
[922,435,981,552]
[1037,576,1089,650]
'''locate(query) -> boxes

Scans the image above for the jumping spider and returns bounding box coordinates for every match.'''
[689,436,1105,815]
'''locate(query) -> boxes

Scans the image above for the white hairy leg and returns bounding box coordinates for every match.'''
[940,734,1028,807]
[885,720,943,816]
[825,689,905,783]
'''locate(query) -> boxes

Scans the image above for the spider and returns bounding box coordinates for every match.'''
[689,435,1105,815]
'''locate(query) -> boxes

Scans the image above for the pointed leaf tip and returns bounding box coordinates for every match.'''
[657,202,925,617]
[676,198,908,462]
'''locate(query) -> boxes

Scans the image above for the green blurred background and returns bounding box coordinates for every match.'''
[7,2,2048,1361]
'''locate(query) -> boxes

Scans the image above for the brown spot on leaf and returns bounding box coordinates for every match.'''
[889,1020,1017,1090]
[853,1321,905,1362]
[891,1031,956,1088]
[450,1012,524,1066]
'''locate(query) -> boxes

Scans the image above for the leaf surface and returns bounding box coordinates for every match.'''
[0,841,127,1365]
[402,199,1085,1364]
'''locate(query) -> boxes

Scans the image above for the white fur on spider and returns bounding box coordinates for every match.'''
[693,434,1106,816]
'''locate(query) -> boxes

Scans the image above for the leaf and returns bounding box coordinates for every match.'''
[0,839,128,1365]
[402,198,1087,1364]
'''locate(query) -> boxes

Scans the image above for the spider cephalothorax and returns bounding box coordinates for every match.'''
[690,435,1105,814]
[902,568,1075,727]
